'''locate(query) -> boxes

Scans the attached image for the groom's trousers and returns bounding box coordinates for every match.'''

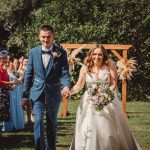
[32,92,61,150]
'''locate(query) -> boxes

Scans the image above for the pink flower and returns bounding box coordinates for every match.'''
[98,87,102,93]
[92,96,99,102]
[52,50,61,58]
[92,84,97,90]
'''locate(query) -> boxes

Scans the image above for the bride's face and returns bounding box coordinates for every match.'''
[92,48,104,65]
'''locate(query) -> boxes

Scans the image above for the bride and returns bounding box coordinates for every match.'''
[69,45,141,150]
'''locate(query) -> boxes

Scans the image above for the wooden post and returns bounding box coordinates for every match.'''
[122,80,127,113]
[61,97,68,118]
[122,50,127,114]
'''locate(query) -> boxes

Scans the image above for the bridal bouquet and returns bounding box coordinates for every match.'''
[87,80,114,111]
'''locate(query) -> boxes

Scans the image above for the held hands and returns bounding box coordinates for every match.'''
[61,87,70,98]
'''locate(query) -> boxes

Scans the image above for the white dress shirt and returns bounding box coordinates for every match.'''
[42,44,53,68]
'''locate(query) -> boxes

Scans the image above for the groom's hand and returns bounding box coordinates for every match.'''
[22,98,29,111]
[61,87,70,98]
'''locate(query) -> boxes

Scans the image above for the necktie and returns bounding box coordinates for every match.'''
[41,50,51,55]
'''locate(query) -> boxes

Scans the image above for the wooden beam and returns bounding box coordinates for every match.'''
[122,50,128,115]
[61,97,68,118]
[123,49,128,60]
[61,44,132,50]
[111,50,123,60]
[122,80,127,114]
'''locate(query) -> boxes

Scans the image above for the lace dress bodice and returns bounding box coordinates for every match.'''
[85,70,111,85]
[70,65,111,95]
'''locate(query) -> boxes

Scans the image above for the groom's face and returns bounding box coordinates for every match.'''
[39,30,54,48]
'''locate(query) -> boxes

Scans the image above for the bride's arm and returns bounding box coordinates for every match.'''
[70,65,86,95]
[108,58,118,91]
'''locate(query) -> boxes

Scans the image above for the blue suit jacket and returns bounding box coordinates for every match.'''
[22,44,70,102]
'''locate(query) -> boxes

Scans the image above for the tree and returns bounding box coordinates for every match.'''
[0,0,42,56]
[0,0,149,100]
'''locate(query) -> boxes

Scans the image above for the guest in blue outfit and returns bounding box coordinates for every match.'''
[17,58,33,125]
[11,57,25,130]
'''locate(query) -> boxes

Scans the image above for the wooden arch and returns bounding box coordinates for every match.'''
[61,44,132,117]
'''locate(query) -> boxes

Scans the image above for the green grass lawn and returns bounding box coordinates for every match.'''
[1,101,150,150]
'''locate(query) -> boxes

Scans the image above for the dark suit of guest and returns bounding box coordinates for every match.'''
[22,44,70,150]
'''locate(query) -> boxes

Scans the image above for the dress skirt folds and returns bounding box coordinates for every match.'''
[8,72,24,130]
[69,70,141,150]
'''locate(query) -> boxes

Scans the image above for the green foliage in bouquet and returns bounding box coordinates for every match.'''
[87,80,114,111]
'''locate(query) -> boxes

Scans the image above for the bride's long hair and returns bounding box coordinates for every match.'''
[84,44,108,73]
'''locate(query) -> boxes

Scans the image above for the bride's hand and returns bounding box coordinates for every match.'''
[61,87,70,98]
[110,86,115,92]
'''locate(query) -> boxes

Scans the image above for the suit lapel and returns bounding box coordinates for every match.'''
[45,44,57,78]
[45,56,54,78]
[38,46,46,76]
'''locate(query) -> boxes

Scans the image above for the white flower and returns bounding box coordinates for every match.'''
[92,84,97,89]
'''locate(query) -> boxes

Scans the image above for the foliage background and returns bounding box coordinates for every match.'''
[0,0,149,100]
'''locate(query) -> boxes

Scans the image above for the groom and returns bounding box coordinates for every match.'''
[22,25,70,150]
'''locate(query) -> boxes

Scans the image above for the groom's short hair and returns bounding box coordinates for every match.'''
[39,25,54,33]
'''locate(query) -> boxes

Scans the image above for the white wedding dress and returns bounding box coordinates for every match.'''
[70,67,141,150]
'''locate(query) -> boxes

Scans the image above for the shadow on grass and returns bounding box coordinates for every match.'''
[127,111,150,114]
[58,115,76,121]
[57,144,70,148]
[57,119,75,136]
[0,133,34,149]
[0,115,75,150]
[127,111,150,119]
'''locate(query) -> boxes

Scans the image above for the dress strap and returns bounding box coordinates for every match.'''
[88,73,95,83]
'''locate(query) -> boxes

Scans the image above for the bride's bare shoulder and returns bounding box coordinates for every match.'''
[108,58,116,67]
[101,64,110,73]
